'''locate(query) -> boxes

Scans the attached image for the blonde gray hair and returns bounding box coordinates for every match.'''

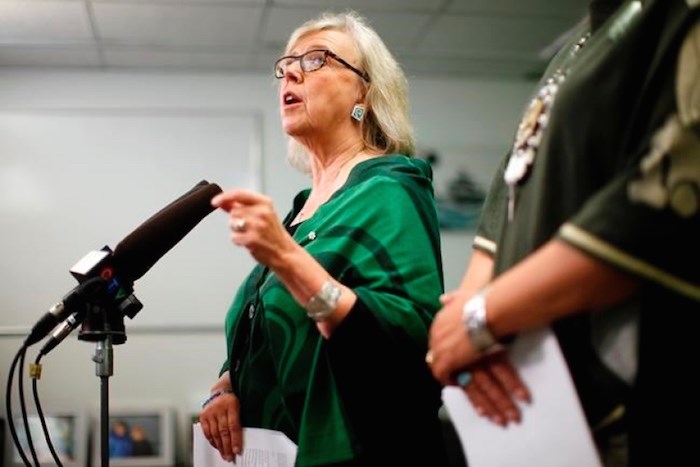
[283,10,415,174]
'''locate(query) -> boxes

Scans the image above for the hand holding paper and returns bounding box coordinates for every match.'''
[193,423,297,467]
[442,328,602,467]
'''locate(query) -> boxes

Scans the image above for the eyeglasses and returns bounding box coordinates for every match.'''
[274,49,370,82]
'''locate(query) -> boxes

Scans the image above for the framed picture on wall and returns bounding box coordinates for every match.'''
[416,146,504,231]
[10,409,89,467]
[93,404,175,467]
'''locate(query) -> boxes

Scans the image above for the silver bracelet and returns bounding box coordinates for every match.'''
[201,388,234,409]
[462,289,500,353]
[305,281,342,322]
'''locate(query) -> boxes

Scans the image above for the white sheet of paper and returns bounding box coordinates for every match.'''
[442,327,602,467]
[193,423,297,467]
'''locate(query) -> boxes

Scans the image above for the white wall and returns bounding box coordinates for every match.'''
[0,69,531,465]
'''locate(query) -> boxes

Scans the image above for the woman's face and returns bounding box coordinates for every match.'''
[278,30,365,144]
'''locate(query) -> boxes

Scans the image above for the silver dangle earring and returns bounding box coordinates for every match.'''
[351,104,366,122]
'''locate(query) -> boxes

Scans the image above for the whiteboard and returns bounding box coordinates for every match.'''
[0,109,261,329]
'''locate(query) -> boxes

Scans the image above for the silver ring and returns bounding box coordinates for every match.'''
[233,218,246,232]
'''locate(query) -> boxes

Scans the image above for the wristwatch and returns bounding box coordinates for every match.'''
[462,289,499,353]
[305,281,342,322]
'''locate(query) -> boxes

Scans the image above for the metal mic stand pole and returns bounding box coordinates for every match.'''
[78,287,142,467]
[80,292,141,467]
[81,303,120,467]
[93,333,114,467]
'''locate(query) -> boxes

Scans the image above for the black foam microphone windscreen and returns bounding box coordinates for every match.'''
[111,180,223,283]
[26,180,223,347]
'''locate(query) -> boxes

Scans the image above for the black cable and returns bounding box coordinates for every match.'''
[5,346,33,467]
[18,348,40,467]
[31,354,64,467]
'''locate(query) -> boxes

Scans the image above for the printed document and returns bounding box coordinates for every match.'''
[442,327,602,467]
[193,423,297,467]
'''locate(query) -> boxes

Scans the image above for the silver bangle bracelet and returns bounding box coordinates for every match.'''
[462,289,500,353]
[305,280,342,322]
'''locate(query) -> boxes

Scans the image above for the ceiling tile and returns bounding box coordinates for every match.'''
[93,3,264,47]
[97,0,267,4]
[356,10,434,51]
[261,6,432,52]
[0,0,588,81]
[260,6,319,49]
[0,1,93,42]
[0,45,101,67]
[271,0,444,11]
[419,14,575,58]
[447,0,587,18]
[102,46,253,70]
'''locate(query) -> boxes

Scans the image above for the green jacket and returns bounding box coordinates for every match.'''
[222,155,448,466]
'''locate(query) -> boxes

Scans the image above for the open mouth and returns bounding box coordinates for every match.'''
[283,92,301,106]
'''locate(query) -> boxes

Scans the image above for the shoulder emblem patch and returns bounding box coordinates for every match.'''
[627,116,700,218]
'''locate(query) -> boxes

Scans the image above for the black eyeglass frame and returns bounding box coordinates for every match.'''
[274,49,371,82]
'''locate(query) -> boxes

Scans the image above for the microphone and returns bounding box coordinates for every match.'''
[24,276,108,348]
[24,180,223,347]
[39,291,143,356]
[39,312,80,356]
[110,180,223,284]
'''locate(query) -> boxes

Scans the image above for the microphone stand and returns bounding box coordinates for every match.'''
[79,292,142,467]
[94,334,113,467]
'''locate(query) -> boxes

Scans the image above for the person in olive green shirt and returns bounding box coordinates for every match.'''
[200,11,449,467]
[428,0,700,465]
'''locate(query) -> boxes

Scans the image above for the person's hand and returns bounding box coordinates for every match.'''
[199,386,243,462]
[211,189,298,268]
[428,291,481,384]
[460,353,531,427]
[429,290,530,427]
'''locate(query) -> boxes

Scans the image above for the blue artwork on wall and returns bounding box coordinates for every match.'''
[419,150,488,231]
